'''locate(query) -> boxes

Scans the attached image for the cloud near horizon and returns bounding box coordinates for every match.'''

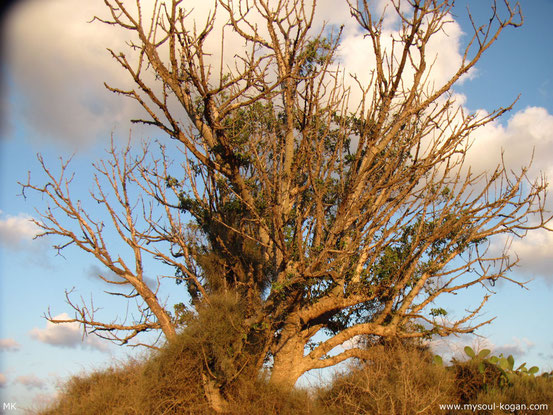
[0,210,40,250]
[0,338,21,351]
[15,374,46,390]
[29,313,110,352]
[430,336,536,363]
[0,210,53,270]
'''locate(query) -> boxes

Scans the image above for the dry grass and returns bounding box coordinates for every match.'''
[40,347,208,415]
[39,337,552,415]
[450,359,506,403]
[39,331,315,415]
[318,342,457,415]
[471,375,553,415]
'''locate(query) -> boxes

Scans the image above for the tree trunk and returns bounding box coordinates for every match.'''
[202,373,229,413]
[269,337,307,392]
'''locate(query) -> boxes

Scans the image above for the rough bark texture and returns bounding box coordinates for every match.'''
[202,374,229,413]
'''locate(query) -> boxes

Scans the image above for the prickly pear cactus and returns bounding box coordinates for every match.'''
[432,345,543,402]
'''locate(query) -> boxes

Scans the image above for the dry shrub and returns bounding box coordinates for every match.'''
[40,345,315,415]
[137,333,208,414]
[40,341,208,415]
[40,359,145,415]
[451,360,506,403]
[40,293,314,414]
[471,374,553,415]
[38,333,553,415]
[227,376,316,415]
[318,342,457,415]
[178,292,258,387]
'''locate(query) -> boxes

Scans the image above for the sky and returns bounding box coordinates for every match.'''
[1,0,553,411]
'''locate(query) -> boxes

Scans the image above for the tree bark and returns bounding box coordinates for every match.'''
[202,373,229,413]
[269,334,307,392]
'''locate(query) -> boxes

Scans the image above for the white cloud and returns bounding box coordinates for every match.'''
[468,107,553,179]
[29,313,110,352]
[0,210,40,250]
[504,229,553,279]
[4,2,552,282]
[493,338,535,359]
[15,374,46,390]
[336,3,468,110]
[3,0,259,145]
[0,338,21,351]
[463,107,553,280]
[2,0,470,147]
[342,334,364,350]
[0,211,53,269]
[312,0,355,28]
[429,336,535,364]
[3,0,142,145]
[0,373,7,388]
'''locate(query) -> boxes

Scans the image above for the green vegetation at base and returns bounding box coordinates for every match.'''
[38,338,552,415]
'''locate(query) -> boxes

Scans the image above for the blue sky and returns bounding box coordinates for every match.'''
[1,0,553,411]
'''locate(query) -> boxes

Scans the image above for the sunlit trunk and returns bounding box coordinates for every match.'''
[202,373,229,413]
[269,336,307,392]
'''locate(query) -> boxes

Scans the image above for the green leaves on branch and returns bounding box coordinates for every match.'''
[429,308,448,317]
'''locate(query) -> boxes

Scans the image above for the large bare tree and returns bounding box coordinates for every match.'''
[23,0,551,410]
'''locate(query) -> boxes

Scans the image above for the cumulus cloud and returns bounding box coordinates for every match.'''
[3,0,269,145]
[333,0,474,116]
[4,1,553,279]
[29,313,109,352]
[0,338,21,351]
[0,210,40,250]
[502,229,553,279]
[15,374,46,390]
[430,336,535,364]
[0,211,52,269]
[1,0,539,155]
[468,107,553,179]
[3,0,141,145]
[463,107,553,280]
[2,0,470,146]
[493,338,535,359]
